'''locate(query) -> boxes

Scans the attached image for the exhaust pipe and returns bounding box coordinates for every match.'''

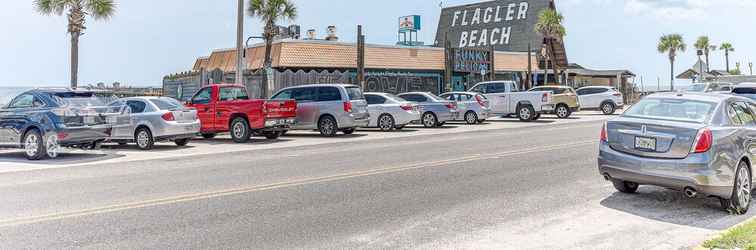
[684,187,698,198]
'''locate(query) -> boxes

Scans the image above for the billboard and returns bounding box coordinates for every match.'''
[435,0,552,52]
[399,15,421,32]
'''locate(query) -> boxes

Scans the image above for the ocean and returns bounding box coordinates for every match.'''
[0,87,34,106]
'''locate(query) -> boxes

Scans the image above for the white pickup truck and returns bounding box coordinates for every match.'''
[468,81,554,121]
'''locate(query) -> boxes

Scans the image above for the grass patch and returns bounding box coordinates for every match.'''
[703,218,756,250]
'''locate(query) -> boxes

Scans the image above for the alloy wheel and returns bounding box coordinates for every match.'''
[24,133,39,157]
[602,103,614,114]
[379,115,394,131]
[46,135,59,158]
[320,118,336,136]
[738,165,751,207]
[233,122,245,139]
[519,108,531,120]
[423,113,436,128]
[557,106,569,118]
[137,130,150,148]
[465,112,477,124]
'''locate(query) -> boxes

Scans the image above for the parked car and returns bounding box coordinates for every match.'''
[598,92,756,214]
[576,86,623,115]
[108,97,200,150]
[731,82,756,100]
[186,84,297,143]
[528,85,580,119]
[271,84,369,136]
[397,92,458,128]
[439,92,490,124]
[468,81,554,121]
[363,92,421,131]
[686,82,734,93]
[0,89,119,160]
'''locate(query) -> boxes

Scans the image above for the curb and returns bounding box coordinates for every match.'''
[694,215,756,250]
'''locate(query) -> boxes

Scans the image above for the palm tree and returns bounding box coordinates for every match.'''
[657,34,686,91]
[694,36,713,72]
[534,9,566,85]
[34,0,117,89]
[248,0,297,98]
[720,42,735,72]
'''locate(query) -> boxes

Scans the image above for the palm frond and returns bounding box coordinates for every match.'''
[34,0,68,15]
[85,0,117,20]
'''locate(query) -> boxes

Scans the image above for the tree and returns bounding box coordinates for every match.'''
[248,0,297,98]
[657,34,686,91]
[34,0,117,89]
[720,42,735,72]
[534,9,566,85]
[694,36,713,72]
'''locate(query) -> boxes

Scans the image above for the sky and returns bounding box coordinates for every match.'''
[0,0,754,89]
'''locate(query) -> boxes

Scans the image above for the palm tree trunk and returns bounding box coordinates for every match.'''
[704,52,710,73]
[262,22,275,98]
[548,40,560,85]
[70,32,79,89]
[725,52,730,72]
[670,58,675,91]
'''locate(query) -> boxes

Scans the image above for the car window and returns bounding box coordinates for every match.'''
[345,87,365,100]
[719,86,733,92]
[151,98,184,110]
[734,102,756,126]
[292,87,317,102]
[728,104,743,126]
[400,94,427,102]
[426,93,446,102]
[365,94,386,105]
[9,94,40,108]
[623,98,716,123]
[272,89,293,100]
[219,87,249,102]
[383,93,407,102]
[460,94,472,101]
[734,88,756,94]
[470,84,486,93]
[317,87,342,102]
[192,88,212,104]
[487,83,507,93]
[126,100,147,113]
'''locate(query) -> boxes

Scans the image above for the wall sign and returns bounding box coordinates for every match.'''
[453,48,492,74]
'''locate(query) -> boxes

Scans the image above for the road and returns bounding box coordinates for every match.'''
[0,115,753,249]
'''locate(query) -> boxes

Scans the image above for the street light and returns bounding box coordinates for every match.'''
[235,0,244,85]
[243,36,264,58]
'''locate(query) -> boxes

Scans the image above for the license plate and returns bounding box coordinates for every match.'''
[635,137,656,151]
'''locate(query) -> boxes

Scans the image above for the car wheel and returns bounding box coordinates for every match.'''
[378,114,395,132]
[342,128,356,135]
[464,111,478,125]
[135,127,154,150]
[532,113,541,121]
[231,117,252,143]
[721,161,752,215]
[86,141,102,150]
[201,133,216,139]
[174,138,190,147]
[318,116,338,137]
[601,102,616,115]
[612,180,639,193]
[518,105,536,122]
[264,132,281,139]
[422,112,437,128]
[23,129,47,160]
[477,119,486,124]
[45,134,60,159]
[556,104,572,119]
[395,125,405,130]
[437,121,446,127]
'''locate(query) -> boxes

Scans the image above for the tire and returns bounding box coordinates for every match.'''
[437,121,446,127]
[422,112,438,128]
[174,138,190,146]
[263,132,281,139]
[556,104,572,119]
[318,116,338,137]
[395,125,405,130]
[86,141,102,150]
[135,127,154,150]
[230,117,251,143]
[378,114,395,131]
[517,105,536,122]
[721,161,752,215]
[601,102,616,115]
[477,119,486,124]
[533,113,541,121]
[280,130,288,136]
[23,129,47,161]
[464,111,478,125]
[612,180,639,194]
[342,128,356,135]
[201,133,216,139]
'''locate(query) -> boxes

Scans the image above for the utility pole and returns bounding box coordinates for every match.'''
[235,0,244,86]
[357,25,365,89]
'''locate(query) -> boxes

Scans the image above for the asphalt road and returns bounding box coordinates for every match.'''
[0,118,752,249]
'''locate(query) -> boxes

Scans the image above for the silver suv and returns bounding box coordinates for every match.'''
[272,84,369,136]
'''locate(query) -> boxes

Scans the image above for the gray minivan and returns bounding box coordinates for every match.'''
[272,84,369,136]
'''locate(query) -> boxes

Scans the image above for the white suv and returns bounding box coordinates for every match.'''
[575,86,624,115]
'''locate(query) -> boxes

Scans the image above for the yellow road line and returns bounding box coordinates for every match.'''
[0,140,596,228]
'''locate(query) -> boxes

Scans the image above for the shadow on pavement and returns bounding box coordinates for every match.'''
[599,186,756,230]
[279,133,369,139]
[102,144,197,152]
[191,138,294,145]
[357,128,421,133]
[0,150,123,165]
[486,119,556,124]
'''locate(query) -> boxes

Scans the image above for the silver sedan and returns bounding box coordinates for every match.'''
[440,91,491,124]
[397,92,458,128]
[108,97,200,150]
[364,92,421,131]
[598,93,756,214]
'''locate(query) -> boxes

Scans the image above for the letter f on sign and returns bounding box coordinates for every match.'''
[452,11,461,27]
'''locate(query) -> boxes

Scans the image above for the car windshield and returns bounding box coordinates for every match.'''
[686,84,707,92]
[151,98,184,110]
[345,87,364,100]
[49,92,108,107]
[623,98,716,123]
[383,93,408,102]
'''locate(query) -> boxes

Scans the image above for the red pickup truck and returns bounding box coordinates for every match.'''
[186,84,296,143]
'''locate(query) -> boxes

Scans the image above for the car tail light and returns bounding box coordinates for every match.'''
[613,92,622,97]
[692,128,713,153]
[445,102,456,110]
[400,104,413,111]
[475,95,487,107]
[542,93,549,103]
[56,132,68,140]
[600,123,608,142]
[161,112,175,121]
[343,101,353,113]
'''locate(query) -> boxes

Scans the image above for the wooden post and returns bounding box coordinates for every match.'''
[357,25,365,88]
[489,45,496,81]
[527,43,533,90]
[444,32,453,93]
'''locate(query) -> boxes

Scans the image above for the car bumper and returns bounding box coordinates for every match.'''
[394,111,422,126]
[155,120,201,138]
[57,125,111,146]
[597,142,733,198]
[435,111,458,123]
[539,104,556,113]
[339,113,370,128]
[263,118,296,131]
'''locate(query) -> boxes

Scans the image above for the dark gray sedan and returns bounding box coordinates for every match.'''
[598,93,755,214]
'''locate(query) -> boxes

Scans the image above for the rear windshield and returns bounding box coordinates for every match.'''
[150,98,184,110]
[48,92,108,107]
[686,84,708,92]
[345,87,364,100]
[623,98,716,123]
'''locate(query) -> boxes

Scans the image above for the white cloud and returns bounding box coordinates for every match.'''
[623,0,756,21]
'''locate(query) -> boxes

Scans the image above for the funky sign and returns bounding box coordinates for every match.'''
[453,49,492,73]
[435,0,551,52]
